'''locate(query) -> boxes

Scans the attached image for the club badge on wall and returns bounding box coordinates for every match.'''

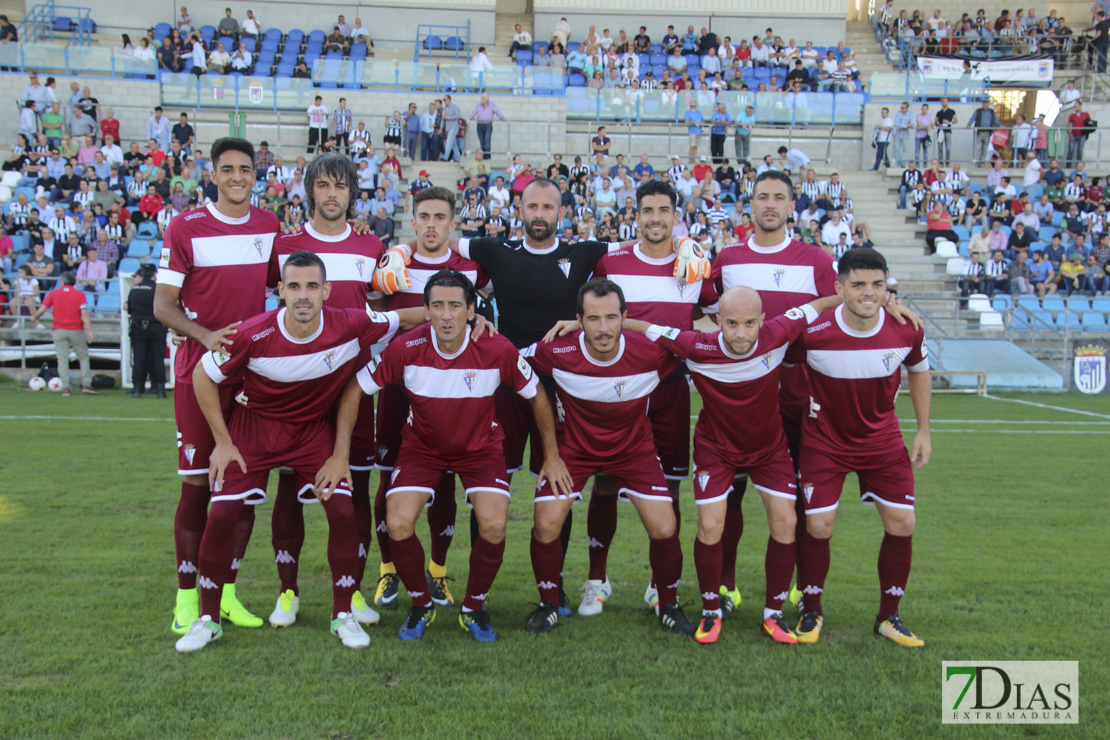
[1074,343,1107,395]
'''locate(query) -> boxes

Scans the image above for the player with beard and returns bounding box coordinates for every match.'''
[155,137,278,636]
[369,186,492,612]
[576,179,718,617]
[374,178,711,616]
[264,153,386,628]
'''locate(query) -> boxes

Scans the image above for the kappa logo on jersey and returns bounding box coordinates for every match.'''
[537,580,559,590]
[802,482,814,502]
[183,444,196,465]
[773,268,787,287]
[517,355,533,380]
[881,350,898,373]
[463,370,478,392]
[702,591,718,601]
[178,560,197,574]
[275,550,296,564]
[470,593,488,602]
[884,586,906,596]
[696,470,710,491]
[557,257,571,278]
[199,576,218,590]
[376,521,388,533]
[159,246,171,268]
[253,236,265,257]
[335,575,357,588]
[784,307,805,321]
[322,349,337,371]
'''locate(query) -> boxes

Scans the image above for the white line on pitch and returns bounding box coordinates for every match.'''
[0,415,173,422]
[899,427,1110,434]
[983,394,1110,420]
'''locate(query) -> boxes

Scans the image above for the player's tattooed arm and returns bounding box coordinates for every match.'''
[530,391,574,498]
[192,362,246,493]
[154,283,241,351]
[317,377,362,498]
[907,368,932,468]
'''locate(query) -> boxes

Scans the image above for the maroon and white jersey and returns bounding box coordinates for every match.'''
[269,223,384,310]
[594,244,719,329]
[524,331,678,460]
[200,306,400,422]
[383,248,491,311]
[795,306,928,454]
[157,202,282,384]
[712,235,837,406]
[355,325,537,458]
[646,304,818,456]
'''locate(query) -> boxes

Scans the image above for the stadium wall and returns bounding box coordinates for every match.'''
[22,0,499,46]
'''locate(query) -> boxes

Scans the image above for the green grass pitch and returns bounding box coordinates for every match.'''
[1,383,1106,739]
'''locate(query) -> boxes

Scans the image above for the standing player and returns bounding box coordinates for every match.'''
[581,179,718,616]
[523,278,694,636]
[154,137,280,635]
[174,251,422,652]
[264,153,385,628]
[711,169,838,614]
[373,178,711,615]
[367,186,491,612]
[791,248,931,647]
[325,270,568,642]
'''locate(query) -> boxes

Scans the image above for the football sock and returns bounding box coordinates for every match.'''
[351,468,374,585]
[694,537,722,612]
[463,536,505,612]
[719,483,746,591]
[389,534,433,608]
[373,473,391,563]
[877,532,912,621]
[227,502,255,585]
[322,493,360,618]
[586,491,618,581]
[798,531,831,615]
[197,498,243,623]
[765,536,796,612]
[174,481,210,589]
[271,475,304,595]
[427,477,457,566]
[650,532,683,607]
[529,529,562,605]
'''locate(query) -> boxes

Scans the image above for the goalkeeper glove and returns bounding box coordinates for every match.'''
[371,243,414,295]
[672,236,712,283]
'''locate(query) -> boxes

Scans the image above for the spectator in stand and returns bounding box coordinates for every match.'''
[1086,252,1109,294]
[1028,249,1057,296]
[217,7,239,41]
[893,101,913,168]
[957,251,986,303]
[230,42,252,73]
[983,249,1011,294]
[241,9,260,39]
[913,103,933,167]
[1066,101,1092,167]
[172,112,194,153]
[967,100,1001,166]
[187,32,206,76]
[470,94,505,160]
[925,200,959,253]
[305,95,329,154]
[369,207,393,245]
[207,42,231,74]
[509,24,532,60]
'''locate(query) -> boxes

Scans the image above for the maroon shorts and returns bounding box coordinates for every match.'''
[692,436,797,506]
[348,393,376,470]
[534,447,671,504]
[214,409,350,506]
[174,380,240,476]
[387,439,510,505]
[648,374,691,480]
[798,443,915,515]
[373,383,409,470]
[495,383,550,475]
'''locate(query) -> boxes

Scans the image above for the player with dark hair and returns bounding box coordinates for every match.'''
[264,152,386,628]
[522,278,694,636]
[174,251,432,652]
[155,136,278,635]
[580,177,717,616]
[373,177,710,616]
[324,269,569,642]
[790,248,931,647]
[367,185,492,611]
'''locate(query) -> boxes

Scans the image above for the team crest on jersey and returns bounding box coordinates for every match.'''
[253,236,265,257]
[183,444,196,465]
[696,469,710,491]
[322,349,336,371]
[463,370,478,392]
[557,258,571,278]
[802,482,814,503]
[613,379,628,399]
[761,351,774,369]
[773,268,786,287]
[881,350,898,373]
[355,257,368,279]
[676,282,687,299]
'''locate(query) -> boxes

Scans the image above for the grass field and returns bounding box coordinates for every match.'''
[1,382,1107,739]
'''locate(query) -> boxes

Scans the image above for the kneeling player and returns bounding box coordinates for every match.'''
[324,270,568,642]
[792,248,931,647]
[175,252,424,652]
[523,278,694,636]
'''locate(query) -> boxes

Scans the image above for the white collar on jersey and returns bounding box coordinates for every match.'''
[206,201,251,225]
[579,331,625,367]
[305,222,352,243]
[277,306,325,344]
[522,237,560,255]
[431,324,471,359]
[717,331,760,360]
[834,303,885,338]
[415,248,451,264]
[633,243,675,266]
[747,233,792,254]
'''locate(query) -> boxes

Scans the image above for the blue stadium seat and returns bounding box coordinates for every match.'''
[1026,184,1043,198]
[1042,296,1066,312]
[952,225,970,241]
[444,36,465,51]
[567,73,586,87]
[1038,226,1057,241]
[1032,309,1055,328]
[118,257,141,274]
[1081,312,1107,331]
[992,295,1012,311]
[127,239,151,258]
[199,25,215,43]
[326,50,342,60]
[1017,296,1041,312]
[217,36,234,51]
[349,43,367,60]
[516,49,533,65]
[1060,312,1083,330]
[1092,296,1110,312]
[154,22,172,40]
[650,53,666,66]
[308,30,326,45]
[137,222,157,238]
[567,42,580,52]
[52,16,74,32]
[638,53,650,68]
[649,43,663,53]
[94,292,120,313]
[286,29,304,46]
[1051,211,1065,226]
[241,37,256,53]
[423,35,443,50]
[265,295,280,311]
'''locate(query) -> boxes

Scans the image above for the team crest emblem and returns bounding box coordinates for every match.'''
[253,236,265,257]
[696,470,710,491]
[773,268,786,287]
[676,282,687,298]
[463,370,478,392]
[802,482,814,503]
[183,444,196,465]
[249,82,264,104]
[613,379,628,399]
[761,352,774,369]
[1074,344,1108,395]
[322,349,336,371]
[881,350,898,373]
[355,257,367,279]
[557,258,571,278]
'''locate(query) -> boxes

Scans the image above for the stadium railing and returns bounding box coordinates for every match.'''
[0,42,155,78]
[904,292,1110,338]
[20,0,95,46]
[414,22,470,62]
[867,72,988,102]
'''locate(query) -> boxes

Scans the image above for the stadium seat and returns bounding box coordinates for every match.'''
[264,28,282,41]
[649,44,663,53]
[1066,297,1091,313]
[945,257,965,274]
[1,171,20,187]
[952,225,970,242]
[567,42,580,52]
[1038,226,1057,241]
[52,16,74,32]
[1051,211,1065,226]
[516,49,533,66]
[118,257,142,274]
[967,294,992,312]
[127,240,151,258]
[1092,296,1110,313]
[978,310,1004,329]
[199,25,215,43]
[154,22,171,40]
[992,295,1012,311]
[1081,312,1107,331]
[1017,296,1041,312]
[308,30,326,45]
[350,43,367,60]
[444,36,465,51]
[567,73,586,87]
[94,292,121,314]
[218,36,235,52]
[1031,309,1055,328]
[77,17,96,33]
[935,239,959,257]
[1060,312,1083,331]
[1042,296,1066,312]
[242,37,257,53]
[650,53,666,65]
[265,295,280,311]
[423,35,443,50]
[0,185,10,204]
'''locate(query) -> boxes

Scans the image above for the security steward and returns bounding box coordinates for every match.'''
[125,263,167,398]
